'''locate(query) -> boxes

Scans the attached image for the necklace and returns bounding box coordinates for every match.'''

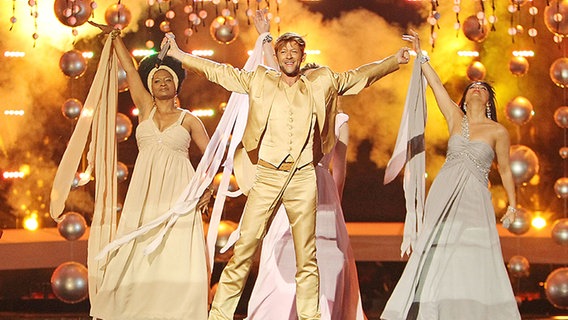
[461,114,470,141]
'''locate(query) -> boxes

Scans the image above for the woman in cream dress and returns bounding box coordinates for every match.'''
[87,24,212,320]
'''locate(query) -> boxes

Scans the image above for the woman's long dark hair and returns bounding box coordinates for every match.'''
[458,81,498,122]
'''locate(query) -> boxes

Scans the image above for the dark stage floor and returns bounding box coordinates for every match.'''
[0,297,566,320]
[1,262,567,319]
[0,313,566,320]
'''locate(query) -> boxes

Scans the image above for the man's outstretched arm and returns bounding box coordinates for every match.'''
[338,46,410,96]
[163,33,253,94]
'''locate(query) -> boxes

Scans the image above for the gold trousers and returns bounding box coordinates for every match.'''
[209,164,321,320]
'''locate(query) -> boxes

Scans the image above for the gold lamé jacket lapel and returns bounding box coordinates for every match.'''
[242,67,280,152]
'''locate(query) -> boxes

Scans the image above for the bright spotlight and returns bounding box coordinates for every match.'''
[191,108,215,117]
[23,214,39,231]
[531,216,547,229]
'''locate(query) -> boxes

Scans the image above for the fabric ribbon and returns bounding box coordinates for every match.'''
[384,59,427,257]
[50,35,119,298]
[93,33,267,273]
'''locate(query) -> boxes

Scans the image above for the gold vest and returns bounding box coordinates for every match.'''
[258,78,315,168]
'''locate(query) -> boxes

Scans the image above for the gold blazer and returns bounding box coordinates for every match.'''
[179,53,400,155]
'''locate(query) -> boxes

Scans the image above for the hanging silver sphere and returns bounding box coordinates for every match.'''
[552,218,568,245]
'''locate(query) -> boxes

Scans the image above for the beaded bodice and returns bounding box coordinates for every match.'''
[461,114,470,141]
[444,115,494,182]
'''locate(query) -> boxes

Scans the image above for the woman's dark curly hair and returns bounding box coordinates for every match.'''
[137,54,186,94]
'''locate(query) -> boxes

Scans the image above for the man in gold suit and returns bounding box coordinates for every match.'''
[164,32,410,320]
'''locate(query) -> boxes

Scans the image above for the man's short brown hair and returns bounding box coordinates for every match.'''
[275,32,306,54]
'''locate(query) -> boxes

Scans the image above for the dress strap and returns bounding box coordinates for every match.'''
[461,114,470,141]
[176,109,188,125]
[149,106,157,119]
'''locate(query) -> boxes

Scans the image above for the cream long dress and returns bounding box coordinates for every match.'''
[381,116,521,320]
[90,107,208,320]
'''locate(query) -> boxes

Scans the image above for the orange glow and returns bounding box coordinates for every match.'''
[19,164,31,176]
[23,214,39,231]
[82,51,94,59]
[191,108,215,117]
[529,174,540,185]
[513,50,535,57]
[457,51,480,57]
[192,50,214,57]
[531,216,547,229]
[78,172,92,185]
[3,51,25,57]
[3,110,25,116]
[3,171,24,179]
[132,49,156,57]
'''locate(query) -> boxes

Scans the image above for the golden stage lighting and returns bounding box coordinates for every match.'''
[531,216,547,229]
[132,49,156,57]
[457,51,480,57]
[192,50,215,57]
[2,171,24,179]
[3,110,25,116]
[3,51,25,58]
[513,50,535,57]
[23,213,39,231]
[191,109,215,117]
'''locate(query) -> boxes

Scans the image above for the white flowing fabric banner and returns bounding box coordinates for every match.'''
[94,33,267,273]
[384,59,427,257]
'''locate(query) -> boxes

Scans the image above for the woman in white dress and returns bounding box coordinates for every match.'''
[87,23,212,320]
[381,30,521,320]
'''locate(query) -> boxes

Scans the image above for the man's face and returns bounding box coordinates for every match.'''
[275,41,305,77]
